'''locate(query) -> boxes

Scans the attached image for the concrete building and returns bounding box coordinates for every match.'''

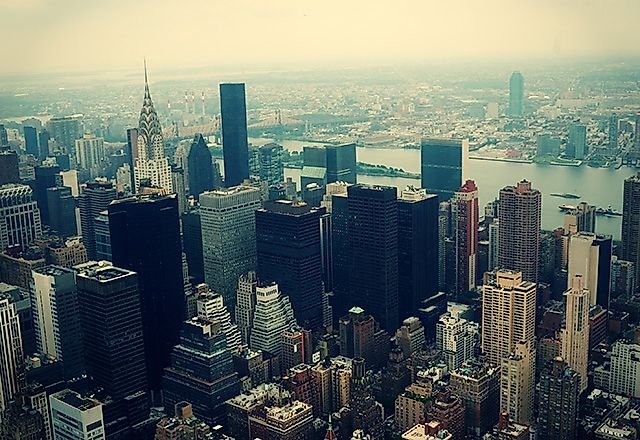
[248,400,314,440]
[537,358,579,440]
[452,180,479,294]
[49,389,105,440]
[75,134,105,176]
[225,383,290,440]
[0,184,42,251]
[568,232,612,308]
[30,266,84,379]
[195,283,243,353]
[561,274,591,392]
[396,317,426,358]
[0,289,23,413]
[500,341,535,425]
[249,282,297,356]
[395,382,432,433]
[622,174,640,286]
[435,312,477,371]
[402,421,452,440]
[610,256,635,298]
[609,340,640,398]
[200,186,261,310]
[497,180,541,284]
[481,270,536,366]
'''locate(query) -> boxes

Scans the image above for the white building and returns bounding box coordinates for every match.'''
[236,272,258,345]
[561,274,590,392]
[610,340,640,398]
[0,286,23,413]
[199,186,261,309]
[567,232,611,306]
[75,134,105,176]
[195,283,242,352]
[0,183,42,251]
[50,389,105,440]
[435,312,477,371]
[249,282,297,355]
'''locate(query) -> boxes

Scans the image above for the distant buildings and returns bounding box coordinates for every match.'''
[420,139,468,202]
[75,134,105,176]
[567,124,587,160]
[609,114,619,149]
[622,174,640,287]
[497,180,541,284]
[301,143,357,192]
[250,143,285,186]
[220,83,250,187]
[23,126,39,158]
[199,186,261,310]
[508,71,524,117]
[187,133,215,199]
[47,115,83,153]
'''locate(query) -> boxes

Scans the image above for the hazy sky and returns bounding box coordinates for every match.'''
[1,0,639,75]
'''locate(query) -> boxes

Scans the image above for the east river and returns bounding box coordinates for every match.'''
[248,138,637,240]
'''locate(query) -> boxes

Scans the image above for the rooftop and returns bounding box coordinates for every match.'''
[51,389,101,411]
[74,261,135,282]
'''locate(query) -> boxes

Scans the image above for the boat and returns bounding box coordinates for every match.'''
[595,206,622,216]
[558,204,576,212]
[550,192,581,199]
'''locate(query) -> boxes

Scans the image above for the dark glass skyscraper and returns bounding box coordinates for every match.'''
[397,187,439,320]
[162,317,240,426]
[220,83,249,187]
[0,150,20,185]
[78,181,117,260]
[346,184,398,330]
[33,163,61,225]
[326,143,357,184]
[38,130,50,160]
[75,260,149,427]
[182,209,204,284]
[420,139,467,202]
[108,194,185,393]
[509,71,524,117]
[622,174,640,287]
[23,126,39,158]
[187,134,214,199]
[46,186,77,238]
[256,200,326,330]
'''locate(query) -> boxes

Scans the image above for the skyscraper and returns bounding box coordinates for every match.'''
[249,282,297,355]
[500,340,535,425]
[508,71,524,117]
[38,130,50,160]
[567,232,612,309]
[187,134,214,199]
[498,180,541,284]
[622,173,640,286]
[78,180,117,260]
[0,150,20,185]
[235,271,258,345]
[46,186,77,238]
[420,138,468,202]
[561,274,590,392]
[33,163,61,225]
[46,115,83,153]
[108,194,184,392]
[564,201,596,234]
[452,180,479,294]
[133,63,173,193]
[74,260,150,426]
[326,143,357,184]
[397,187,439,320]
[537,358,579,440]
[609,340,640,397]
[0,184,42,251]
[0,124,8,146]
[256,143,285,186]
[125,128,138,186]
[195,283,242,352]
[346,184,399,331]
[23,126,39,158]
[30,266,84,379]
[609,114,619,149]
[568,124,587,160]
[635,111,640,152]
[162,318,240,426]
[200,186,261,310]
[481,270,536,366]
[0,290,23,413]
[220,83,249,187]
[75,134,105,177]
[182,209,204,284]
[256,200,326,330]
[435,312,477,371]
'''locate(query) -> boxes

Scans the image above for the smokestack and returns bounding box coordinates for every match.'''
[191,93,195,114]
[184,92,189,113]
[201,92,205,116]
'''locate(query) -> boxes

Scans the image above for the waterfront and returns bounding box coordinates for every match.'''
[250,138,634,240]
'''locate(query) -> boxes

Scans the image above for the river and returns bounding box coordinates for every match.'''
[248,138,636,240]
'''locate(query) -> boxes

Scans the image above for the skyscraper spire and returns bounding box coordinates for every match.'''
[144,57,148,87]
